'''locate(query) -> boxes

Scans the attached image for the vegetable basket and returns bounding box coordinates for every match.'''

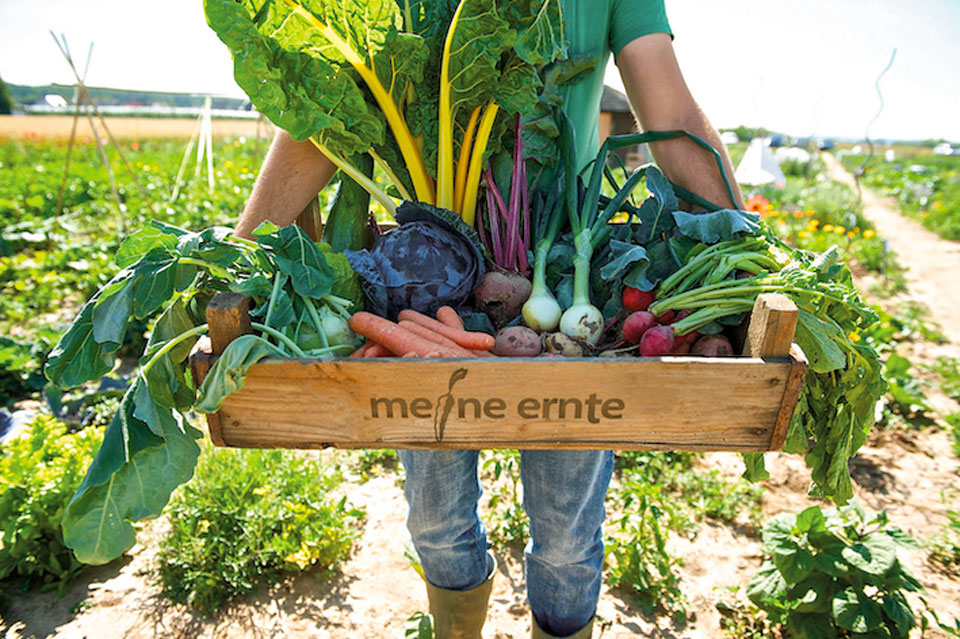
[190,286,807,453]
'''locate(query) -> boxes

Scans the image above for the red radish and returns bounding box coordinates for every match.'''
[622,286,655,312]
[691,334,734,356]
[669,309,692,324]
[622,311,657,343]
[656,310,675,324]
[672,341,691,354]
[640,325,675,356]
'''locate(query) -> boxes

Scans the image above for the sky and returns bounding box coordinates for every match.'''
[1,0,958,142]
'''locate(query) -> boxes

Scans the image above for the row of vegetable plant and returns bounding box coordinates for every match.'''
[840,151,960,241]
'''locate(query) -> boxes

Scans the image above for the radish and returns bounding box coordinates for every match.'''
[622,311,657,344]
[673,341,691,354]
[656,310,675,324]
[622,287,655,312]
[639,325,675,356]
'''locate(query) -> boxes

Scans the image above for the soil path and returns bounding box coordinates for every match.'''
[824,152,960,345]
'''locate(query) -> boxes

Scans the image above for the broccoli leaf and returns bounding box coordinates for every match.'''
[61,382,201,565]
[672,209,761,243]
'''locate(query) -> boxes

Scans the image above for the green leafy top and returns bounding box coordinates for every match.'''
[204,0,566,219]
[46,221,363,566]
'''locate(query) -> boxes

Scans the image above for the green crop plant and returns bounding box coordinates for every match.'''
[0,415,103,594]
[156,446,364,615]
[747,502,935,639]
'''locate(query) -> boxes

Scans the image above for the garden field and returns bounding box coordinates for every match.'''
[2,134,960,638]
[0,115,265,140]
[840,151,960,241]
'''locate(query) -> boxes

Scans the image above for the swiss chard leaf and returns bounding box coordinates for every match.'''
[204,0,384,151]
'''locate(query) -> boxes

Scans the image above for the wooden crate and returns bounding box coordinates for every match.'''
[190,292,807,452]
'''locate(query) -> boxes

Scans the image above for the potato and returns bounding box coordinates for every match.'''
[542,332,588,357]
[690,334,734,356]
[491,326,542,357]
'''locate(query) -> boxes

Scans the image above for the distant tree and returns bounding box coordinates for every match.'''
[721,125,759,142]
[0,75,13,115]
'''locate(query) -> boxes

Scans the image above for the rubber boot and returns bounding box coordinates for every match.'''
[424,552,496,639]
[531,615,594,639]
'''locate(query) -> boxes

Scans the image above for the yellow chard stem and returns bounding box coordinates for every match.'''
[369,149,413,202]
[461,101,500,227]
[283,0,434,205]
[438,0,468,211]
[309,138,397,217]
[454,106,482,214]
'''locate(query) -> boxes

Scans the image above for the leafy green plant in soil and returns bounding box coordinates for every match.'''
[928,357,960,403]
[747,502,930,639]
[927,496,960,576]
[604,475,688,622]
[480,450,529,548]
[616,451,763,528]
[0,329,58,409]
[156,446,364,615]
[0,414,103,594]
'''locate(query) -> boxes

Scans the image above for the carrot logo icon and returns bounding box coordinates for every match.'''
[434,368,468,441]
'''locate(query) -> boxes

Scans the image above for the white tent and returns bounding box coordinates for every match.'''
[734,137,787,187]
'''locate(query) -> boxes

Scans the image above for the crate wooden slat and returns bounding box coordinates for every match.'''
[189,293,808,452]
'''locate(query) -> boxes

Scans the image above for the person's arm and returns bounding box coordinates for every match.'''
[616,33,744,210]
[234,130,339,239]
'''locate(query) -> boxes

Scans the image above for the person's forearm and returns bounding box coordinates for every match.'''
[616,34,744,210]
[644,105,743,210]
[235,130,338,239]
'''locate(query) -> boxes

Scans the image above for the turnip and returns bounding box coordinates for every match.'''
[491,326,542,357]
[622,286,655,312]
[639,325,675,356]
[622,311,657,344]
[691,334,734,356]
[473,270,532,328]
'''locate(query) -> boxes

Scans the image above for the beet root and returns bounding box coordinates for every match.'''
[623,311,657,343]
[492,326,542,357]
[640,325,675,356]
[473,270,532,328]
[691,334,734,356]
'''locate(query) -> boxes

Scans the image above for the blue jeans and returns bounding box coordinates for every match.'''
[398,449,614,637]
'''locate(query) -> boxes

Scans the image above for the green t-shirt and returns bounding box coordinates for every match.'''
[558,0,673,170]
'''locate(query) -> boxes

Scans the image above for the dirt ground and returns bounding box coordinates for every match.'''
[2,162,960,638]
[0,115,274,141]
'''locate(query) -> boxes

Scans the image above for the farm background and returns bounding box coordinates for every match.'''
[1,115,960,637]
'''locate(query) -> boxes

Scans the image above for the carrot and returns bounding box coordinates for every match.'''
[398,320,476,358]
[397,309,496,351]
[350,341,377,358]
[436,306,465,330]
[348,312,467,358]
[364,344,391,358]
